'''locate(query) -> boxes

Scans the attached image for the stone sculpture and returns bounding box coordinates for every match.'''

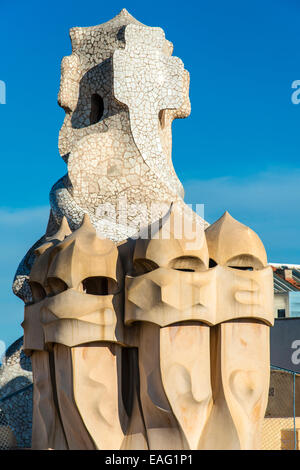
[13,9,274,450]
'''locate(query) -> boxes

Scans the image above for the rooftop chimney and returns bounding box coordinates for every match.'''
[284,269,293,281]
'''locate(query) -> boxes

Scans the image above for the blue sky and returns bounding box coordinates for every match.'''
[0,0,299,349]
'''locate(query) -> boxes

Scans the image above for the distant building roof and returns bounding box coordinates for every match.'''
[270,264,300,293]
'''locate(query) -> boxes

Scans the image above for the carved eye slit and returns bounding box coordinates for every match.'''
[228,266,254,271]
[30,282,46,303]
[82,276,118,295]
[90,93,104,125]
[132,259,159,276]
[169,256,206,272]
[226,255,263,271]
[47,277,68,296]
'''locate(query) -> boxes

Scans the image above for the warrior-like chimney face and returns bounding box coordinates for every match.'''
[23,215,125,353]
[125,211,274,328]
[125,209,211,327]
[205,211,268,270]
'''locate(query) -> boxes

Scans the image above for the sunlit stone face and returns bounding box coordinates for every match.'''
[126,267,215,327]
[125,209,211,326]
[205,212,274,325]
[125,211,274,328]
[22,216,125,353]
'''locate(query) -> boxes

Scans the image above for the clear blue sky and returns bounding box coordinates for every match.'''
[0,0,299,349]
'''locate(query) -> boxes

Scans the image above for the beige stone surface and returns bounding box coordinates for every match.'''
[31,351,67,450]
[53,344,96,449]
[22,304,45,353]
[136,323,188,449]
[71,343,127,450]
[198,324,240,450]
[120,348,149,450]
[160,323,212,449]
[220,320,270,450]
[199,321,270,450]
